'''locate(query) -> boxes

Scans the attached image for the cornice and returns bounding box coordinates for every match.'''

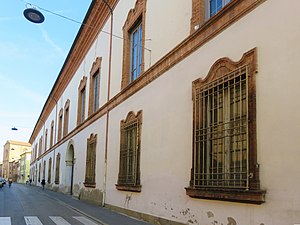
[30,0,119,143]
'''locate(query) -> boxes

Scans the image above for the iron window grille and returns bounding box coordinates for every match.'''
[194,66,249,189]
[116,111,142,192]
[186,49,266,204]
[84,133,97,187]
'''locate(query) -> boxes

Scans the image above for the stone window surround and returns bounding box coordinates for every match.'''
[121,0,147,90]
[77,76,87,125]
[63,99,70,137]
[88,57,102,116]
[116,110,142,192]
[185,48,266,204]
[84,133,97,188]
[57,108,63,141]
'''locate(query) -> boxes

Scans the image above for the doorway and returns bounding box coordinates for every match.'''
[65,141,75,195]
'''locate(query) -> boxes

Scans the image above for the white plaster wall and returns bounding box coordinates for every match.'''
[144,0,191,69]
[105,1,300,225]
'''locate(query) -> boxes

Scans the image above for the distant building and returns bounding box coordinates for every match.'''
[18,149,31,183]
[2,140,31,181]
[0,163,2,177]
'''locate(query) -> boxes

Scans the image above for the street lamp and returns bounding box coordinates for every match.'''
[23,7,45,24]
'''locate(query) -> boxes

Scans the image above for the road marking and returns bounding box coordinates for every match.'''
[49,216,71,225]
[0,217,11,225]
[24,216,43,225]
[73,216,99,225]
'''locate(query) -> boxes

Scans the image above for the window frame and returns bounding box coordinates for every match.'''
[130,21,143,83]
[77,76,87,125]
[48,157,52,184]
[190,0,234,33]
[57,108,63,141]
[55,153,60,184]
[185,48,266,204]
[88,57,102,116]
[207,0,231,18]
[84,133,97,188]
[116,110,142,192]
[63,99,70,137]
[50,120,54,148]
[121,0,146,89]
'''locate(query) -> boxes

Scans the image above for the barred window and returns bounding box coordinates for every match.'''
[48,158,52,184]
[194,66,248,189]
[186,49,266,204]
[55,153,60,184]
[43,160,46,180]
[116,111,142,192]
[84,133,97,187]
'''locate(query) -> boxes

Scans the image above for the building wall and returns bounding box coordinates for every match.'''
[30,0,300,224]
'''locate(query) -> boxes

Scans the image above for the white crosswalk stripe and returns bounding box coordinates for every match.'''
[49,216,71,225]
[73,216,99,225]
[0,216,100,225]
[24,216,43,225]
[0,217,11,225]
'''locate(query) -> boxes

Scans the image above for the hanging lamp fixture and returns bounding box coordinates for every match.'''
[23,4,45,24]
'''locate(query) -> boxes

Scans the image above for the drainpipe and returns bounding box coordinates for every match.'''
[102,0,113,207]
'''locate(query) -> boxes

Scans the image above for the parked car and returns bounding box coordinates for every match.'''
[0,177,6,185]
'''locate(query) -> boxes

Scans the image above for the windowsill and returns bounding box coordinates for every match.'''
[84,182,96,188]
[185,187,266,204]
[116,184,142,192]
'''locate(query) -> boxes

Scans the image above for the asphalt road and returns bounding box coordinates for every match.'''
[0,183,152,225]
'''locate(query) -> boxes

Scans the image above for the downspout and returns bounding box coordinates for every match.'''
[102,0,113,207]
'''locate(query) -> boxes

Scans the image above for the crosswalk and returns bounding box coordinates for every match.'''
[0,216,100,225]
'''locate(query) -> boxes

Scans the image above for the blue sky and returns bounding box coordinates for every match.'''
[0,0,92,162]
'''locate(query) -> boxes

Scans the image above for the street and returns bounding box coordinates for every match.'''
[0,183,152,225]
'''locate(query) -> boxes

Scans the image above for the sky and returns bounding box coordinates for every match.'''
[0,0,92,162]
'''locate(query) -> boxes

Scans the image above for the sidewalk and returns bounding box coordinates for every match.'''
[33,185,153,225]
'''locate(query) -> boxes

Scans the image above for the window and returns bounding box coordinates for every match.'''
[43,160,46,180]
[116,111,142,192]
[63,99,70,137]
[121,0,146,89]
[84,133,97,187]
[45,129,48,151]
[77,76,87,125]
[55,153,60,184]
[50,120,54,147]
[89,57,102,115]
[48,158,52,184]
[190,0,232,33]
[186,49,265,204]
[57,109,63,141]
[38,137,43,157]
[208,0,231,18]
[130,22,143,82]
[38,163,41,182]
